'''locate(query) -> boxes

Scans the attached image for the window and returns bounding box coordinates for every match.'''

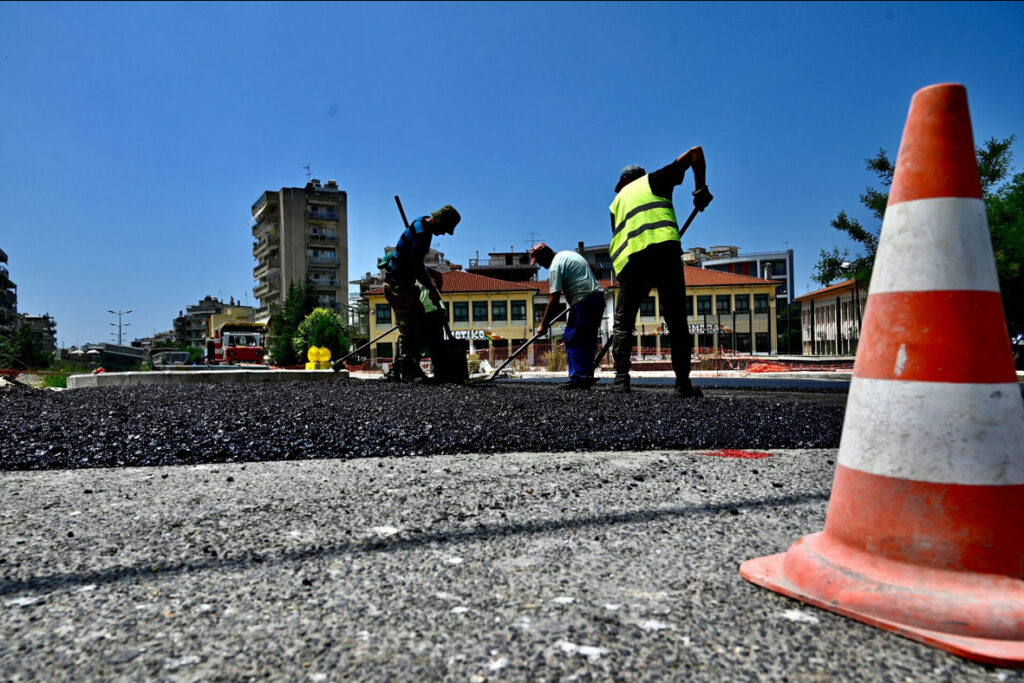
[453,302,469,322]
[755,332,769,351]
[697,295,712,315]
[473,301,488,323]
[686,297,694,316]
[533,304,546,321]
[375,305,392,325]
[491,300,507,323]
[639,296,656,318]
[377,342,393,359]
[735,295,750,313]
[754,294,769,314]
[716,296,731,314]
[511,300,527,321]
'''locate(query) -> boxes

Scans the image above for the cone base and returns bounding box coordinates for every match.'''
[741,547,1024,668]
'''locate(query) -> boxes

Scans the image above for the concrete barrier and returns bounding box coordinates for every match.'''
[67,368,349,390]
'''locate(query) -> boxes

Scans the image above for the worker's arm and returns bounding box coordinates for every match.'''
[650,147,712,210]
[536,292,563,336]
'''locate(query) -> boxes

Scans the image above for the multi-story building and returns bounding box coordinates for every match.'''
[251,178,349,322]
[684,245,796,307]
[173,296,250,348]
[21,313,57,352]
[466,248,538,282]
[795,278,868,356]
[0,247,18,333]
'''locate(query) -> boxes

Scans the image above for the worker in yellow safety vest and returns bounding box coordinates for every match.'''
[608,148,713,396]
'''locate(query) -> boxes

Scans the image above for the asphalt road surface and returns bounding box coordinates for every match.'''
[2,380,1022,680]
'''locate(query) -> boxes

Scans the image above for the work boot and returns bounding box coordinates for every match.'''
[609,374,631,393]
[557,380,590,391]
[674,380,703,399]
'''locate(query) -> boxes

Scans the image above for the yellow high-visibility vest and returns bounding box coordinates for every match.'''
[609,176,679,276]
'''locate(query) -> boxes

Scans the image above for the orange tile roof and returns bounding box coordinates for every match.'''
[683,265,776,286]
[794,278,860,302]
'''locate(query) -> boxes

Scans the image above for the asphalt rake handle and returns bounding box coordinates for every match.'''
[477,306,570,383]
[333,325,399,371]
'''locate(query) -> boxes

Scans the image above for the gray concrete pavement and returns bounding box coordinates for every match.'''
[66,368,349,390]
[3,450,1020,681]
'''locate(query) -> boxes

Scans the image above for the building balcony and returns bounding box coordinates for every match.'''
[308,232,339,243]
[312,280,341,289]
[253,258,280,279]
[307,210,339,221]
[251,217,279,237]
[308,256,340,266]
[253,236,279,258]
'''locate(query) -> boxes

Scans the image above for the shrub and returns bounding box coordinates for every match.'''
[544,345,567,372]
[294,307,351,362]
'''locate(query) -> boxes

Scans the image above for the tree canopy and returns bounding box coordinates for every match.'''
[814,136,1024,334]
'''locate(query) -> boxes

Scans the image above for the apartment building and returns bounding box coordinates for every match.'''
[466,248,538,282]
[173,296,254,348]
[251,178,349,322]
[795,278,868,355]
[684,246,795,307]
[0,247,18,333]
[21,313,57,352]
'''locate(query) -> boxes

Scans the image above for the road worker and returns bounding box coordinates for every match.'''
[608,149,713,396]
[383,205,461,383]
[531,243,605,390]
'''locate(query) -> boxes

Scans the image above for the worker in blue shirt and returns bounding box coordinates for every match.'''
[383,204,461,382]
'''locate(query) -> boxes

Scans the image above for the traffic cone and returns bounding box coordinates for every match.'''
[740,83,1024,666]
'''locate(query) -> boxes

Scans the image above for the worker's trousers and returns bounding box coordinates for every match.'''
[384,280,426,378]
[564,290,606,384]
[611,243,693,384]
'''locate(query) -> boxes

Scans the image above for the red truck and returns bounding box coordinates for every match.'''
[205,322,266,365]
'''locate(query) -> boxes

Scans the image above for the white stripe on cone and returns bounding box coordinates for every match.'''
[871,197,997,294]
[839,377,1024,485]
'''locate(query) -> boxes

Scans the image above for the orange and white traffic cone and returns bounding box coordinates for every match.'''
[740,83,1024,666]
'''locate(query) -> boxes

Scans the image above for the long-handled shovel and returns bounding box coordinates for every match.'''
[333,325,398,371]
[475,306,570,383]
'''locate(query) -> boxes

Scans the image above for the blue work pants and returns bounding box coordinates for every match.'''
[563,291,606,383]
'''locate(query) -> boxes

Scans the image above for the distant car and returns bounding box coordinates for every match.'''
[151,350,192,368]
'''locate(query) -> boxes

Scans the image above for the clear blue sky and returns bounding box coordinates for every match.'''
[2,1,1022,347]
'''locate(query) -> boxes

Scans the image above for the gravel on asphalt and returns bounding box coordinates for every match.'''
[0,378,846,471]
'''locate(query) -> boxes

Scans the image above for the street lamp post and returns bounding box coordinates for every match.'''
[108,309,132,346]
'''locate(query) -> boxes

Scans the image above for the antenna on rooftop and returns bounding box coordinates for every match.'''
[303,163,312,180]
[523,232,542,249]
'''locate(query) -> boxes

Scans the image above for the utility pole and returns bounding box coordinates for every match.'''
[108,309,132,346]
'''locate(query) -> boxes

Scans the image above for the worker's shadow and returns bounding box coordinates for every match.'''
[0,490,829,598]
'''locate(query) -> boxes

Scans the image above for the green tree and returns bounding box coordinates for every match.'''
[0,324,53,369]
[814,136,1024,333]
[267,274,318,366]
[293,307,351,362]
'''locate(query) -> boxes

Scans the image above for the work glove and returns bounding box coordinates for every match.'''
[692,185,713,211]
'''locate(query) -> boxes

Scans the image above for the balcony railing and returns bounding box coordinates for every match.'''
[307,210,339,221]
[312,280,341,288]
[308,232,339,242]
[308,256,340,265]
